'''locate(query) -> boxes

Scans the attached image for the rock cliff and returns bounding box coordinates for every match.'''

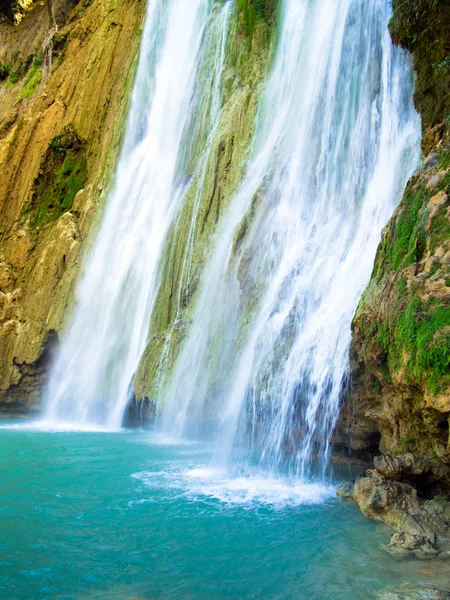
[131,3,278,413]
[346,0,450,466]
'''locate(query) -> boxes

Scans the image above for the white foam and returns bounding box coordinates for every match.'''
[0,419,121,433]
[131,465,334,508]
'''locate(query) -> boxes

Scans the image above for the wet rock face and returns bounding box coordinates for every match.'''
[374,453,450,497]
[133,14,277,404]
[389,0,450,146]
[121,396,157,430]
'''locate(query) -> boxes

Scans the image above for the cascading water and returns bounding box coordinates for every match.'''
[161,0,421,476]
[44,0,231,428]
[43,0,420,481]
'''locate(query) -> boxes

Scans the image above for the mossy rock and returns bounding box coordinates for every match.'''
[18,54,42,100]
[389,0,450,137]
[27,125,87,228]
[235,0,278,51]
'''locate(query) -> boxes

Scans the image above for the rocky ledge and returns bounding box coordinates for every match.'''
[338,452,450,561]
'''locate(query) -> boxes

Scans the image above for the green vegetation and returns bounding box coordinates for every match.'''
[357,142,450,399]
[387,180,428,270]
[18,54,42,99]
[0,52,34,86]
[236,0,278,50]
[396,299,450,393]
[374,297,450,395]
[28,126,87,228]
[33,150,87,226]
[52,32,70,70]
[384,148,450,271]
[373,377,382,394]
[401,435,412,448]
[0,0,21,23]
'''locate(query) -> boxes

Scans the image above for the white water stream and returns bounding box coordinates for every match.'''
[44,0,420,478]
[44,0,231,427]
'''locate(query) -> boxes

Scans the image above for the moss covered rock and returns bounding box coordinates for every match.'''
[389,0,450,150]
[349,143,450,461]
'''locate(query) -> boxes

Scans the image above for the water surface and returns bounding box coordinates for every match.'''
[1,424,448,600]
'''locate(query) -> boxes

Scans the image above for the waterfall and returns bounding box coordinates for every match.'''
[44,0,231,428]
[43,0,421,479]
[161,0,421,476]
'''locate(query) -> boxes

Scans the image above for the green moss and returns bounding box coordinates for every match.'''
[362,289,450,396]
[387,181,429,270]
[425,261,443,279]
[401,435,412,448]
[34,151,86,226]
[18,54,42,100]
[397,278,408,295]
[28,126,87,228]
[373,377,382,394]
[396,299,450,393]
[438,147,450,170]
[429,211,450,255]
[376,321,389,351]
[236,0,278,51]
[3,52,33,86]
[52,32,70,70]
[0,62,11,81]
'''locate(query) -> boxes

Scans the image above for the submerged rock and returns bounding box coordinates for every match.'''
[378,586,450,600]
[388,532,439,560]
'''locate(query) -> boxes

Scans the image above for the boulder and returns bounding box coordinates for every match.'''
[336,480,355,499]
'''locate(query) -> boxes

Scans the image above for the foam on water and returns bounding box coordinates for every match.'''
[0,419,123,433]
[132,464,334,507]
